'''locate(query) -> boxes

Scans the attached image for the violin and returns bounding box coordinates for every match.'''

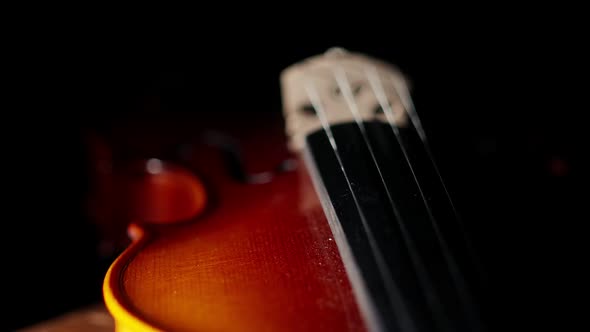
[99,48,487,332]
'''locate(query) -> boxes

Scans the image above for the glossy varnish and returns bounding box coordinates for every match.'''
[101,112,366,332]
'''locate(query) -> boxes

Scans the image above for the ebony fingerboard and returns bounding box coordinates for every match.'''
[304,121,486,332]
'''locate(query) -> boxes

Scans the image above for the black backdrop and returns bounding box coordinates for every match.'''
[5,21,582,331]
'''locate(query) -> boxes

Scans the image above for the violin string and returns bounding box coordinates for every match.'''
[304,78,417,332]
[366,66,483,330]
[387,75,487,284]
[332,66,452,332]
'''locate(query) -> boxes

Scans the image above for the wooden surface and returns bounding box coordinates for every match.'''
[99,49,419,331]
[18,303,114,332]
[100,112,367,331]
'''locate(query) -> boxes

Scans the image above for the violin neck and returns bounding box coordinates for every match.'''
[281,48,487,332]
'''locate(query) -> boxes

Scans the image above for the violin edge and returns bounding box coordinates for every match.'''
[103,223,163,332]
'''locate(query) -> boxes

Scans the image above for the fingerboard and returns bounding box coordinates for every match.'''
[281,47,486,332]
[303,121,485,332]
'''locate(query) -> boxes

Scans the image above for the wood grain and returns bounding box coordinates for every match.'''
[100,112,367,331]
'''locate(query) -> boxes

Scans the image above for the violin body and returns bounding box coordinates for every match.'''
[99,48,487,332]
[99,112,366,332]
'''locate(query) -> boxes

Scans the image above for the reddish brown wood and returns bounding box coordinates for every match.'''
[98,112,367,332]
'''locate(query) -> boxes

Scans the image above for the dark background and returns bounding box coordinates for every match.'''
[5,19,583,331]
